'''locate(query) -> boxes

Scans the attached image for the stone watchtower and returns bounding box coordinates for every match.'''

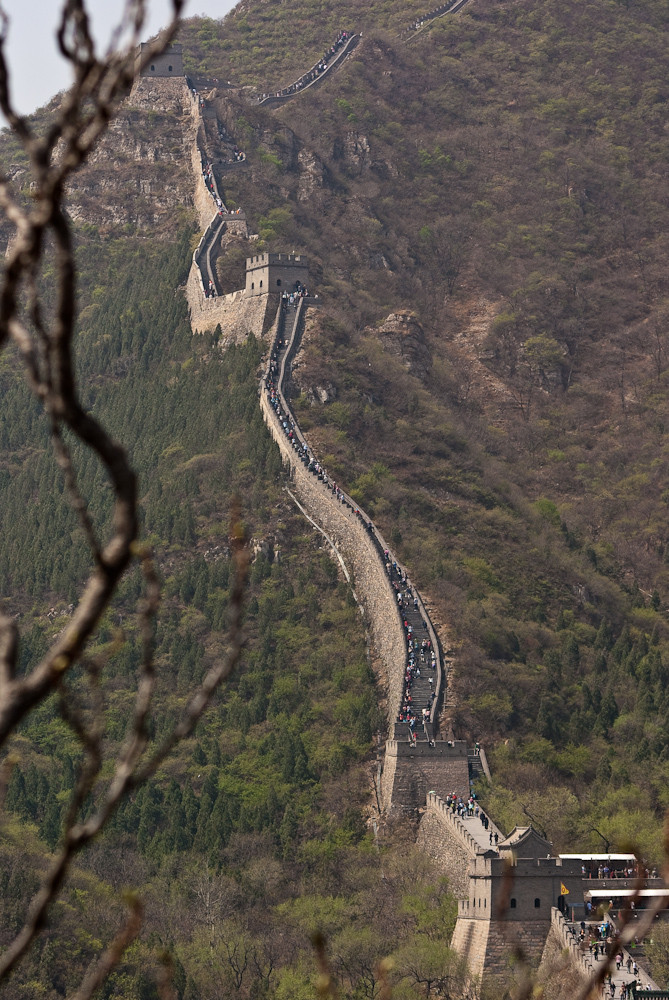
[451,828,583,982]
[137,43,184,78]
[245,253,309,297]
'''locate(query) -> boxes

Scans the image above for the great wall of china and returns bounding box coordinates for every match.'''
[130,14,665,995]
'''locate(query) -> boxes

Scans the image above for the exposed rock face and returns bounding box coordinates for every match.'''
[335,131,371,174]
[375,310,432,378]
[66,78,196,234]
[313,382,337,403]
[297,148,325,201]
[284,312,339,406]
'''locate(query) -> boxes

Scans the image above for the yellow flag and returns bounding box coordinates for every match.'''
[560,883,570,895]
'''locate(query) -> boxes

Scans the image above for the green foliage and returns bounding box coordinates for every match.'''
[3,0,669,992]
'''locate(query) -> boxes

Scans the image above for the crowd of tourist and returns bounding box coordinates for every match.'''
[391,554,437,740]
[443,792,479,819]
[374,537,437,739]
[585,926,642,998]
[216,122,246,163]
[258,30,355,102]
[264,294,442,743]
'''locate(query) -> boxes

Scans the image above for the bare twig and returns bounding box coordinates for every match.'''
[574,824,669,1000]
[0,2,257,990]
[313,932,340,1000]
[69,893,144,1000]
[0,0,186,747]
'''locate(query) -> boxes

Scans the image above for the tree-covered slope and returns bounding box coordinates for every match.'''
[2,0,669,994]
[173,0,669,857]
[2,227,461,998]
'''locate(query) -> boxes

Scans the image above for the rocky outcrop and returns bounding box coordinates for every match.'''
[66,78,195,233]
[339,131,372,173]
[375,311,432,379]
[297,149,325,201]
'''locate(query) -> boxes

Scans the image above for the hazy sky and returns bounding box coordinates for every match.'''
[1,0,238,117]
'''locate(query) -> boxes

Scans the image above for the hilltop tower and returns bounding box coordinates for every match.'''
[245,253,309,297]
[137,43,184,78]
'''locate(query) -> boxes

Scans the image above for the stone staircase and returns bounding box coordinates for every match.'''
[256,32,360,107]
[406,0,474,36]
[393,594,437,741]
[468,748,485,780]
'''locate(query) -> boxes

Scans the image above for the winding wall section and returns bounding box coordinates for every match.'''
[257,32,361,107]
[258,300,473,812]
[180,28,468,814]
[260,301,408,729]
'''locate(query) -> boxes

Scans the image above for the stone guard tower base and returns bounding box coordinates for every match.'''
[137,43,184,78]
[451,828,583,983]
[246,253,309,297]
[381,739,470,811]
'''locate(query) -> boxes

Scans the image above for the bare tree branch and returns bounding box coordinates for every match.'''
[0,518,248,982]
[70,893,144,1000]
[0,0,184,745]
[0,2,253,990]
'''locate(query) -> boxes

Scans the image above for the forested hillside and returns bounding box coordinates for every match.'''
[0,227,469,998]
[2,0,669,996]
[172,0,669,859]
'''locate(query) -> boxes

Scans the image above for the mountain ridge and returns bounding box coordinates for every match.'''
[3,0,669,994]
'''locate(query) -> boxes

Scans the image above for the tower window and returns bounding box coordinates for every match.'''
[260,280,263,288]
[277,279,282,286]
[534,898,541,908]
[168,65,173,72]
[251,282,254,290]
[510,899,517,909]
[150,65,155,71]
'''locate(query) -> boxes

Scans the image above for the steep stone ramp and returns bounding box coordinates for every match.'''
[184,86,275,338]
[261,301,409,728]
[261,300,454,753]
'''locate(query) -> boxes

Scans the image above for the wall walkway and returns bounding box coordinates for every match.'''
[260,301,408,726]
[259,301,453,786]
[256,32,360,107]
[184,85,266,336]
[405,0,474,38]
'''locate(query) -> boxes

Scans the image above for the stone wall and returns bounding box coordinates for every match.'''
[257,33,360,107]
[259,339,406,728]
[416,806,473,900]
[187,270,277,341]
[452,918,551,980]
[191,136,217,231]
[538,911,593,994]
[128,76,191,113]
[137,43,184,78]
[381,743,470,813]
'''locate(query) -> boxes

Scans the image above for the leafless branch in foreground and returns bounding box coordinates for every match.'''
[0,0,251,989]
[0,0,186,746]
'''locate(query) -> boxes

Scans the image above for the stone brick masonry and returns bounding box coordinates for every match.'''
[381,741,470,812]
[260,370,407,724]
[416,807,472,900]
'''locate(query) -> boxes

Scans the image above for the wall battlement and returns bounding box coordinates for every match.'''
[246,254,309,296]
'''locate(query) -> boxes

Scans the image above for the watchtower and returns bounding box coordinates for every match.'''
[451,828,584,981]
[137,43,184,78]
[245,253,309,297]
